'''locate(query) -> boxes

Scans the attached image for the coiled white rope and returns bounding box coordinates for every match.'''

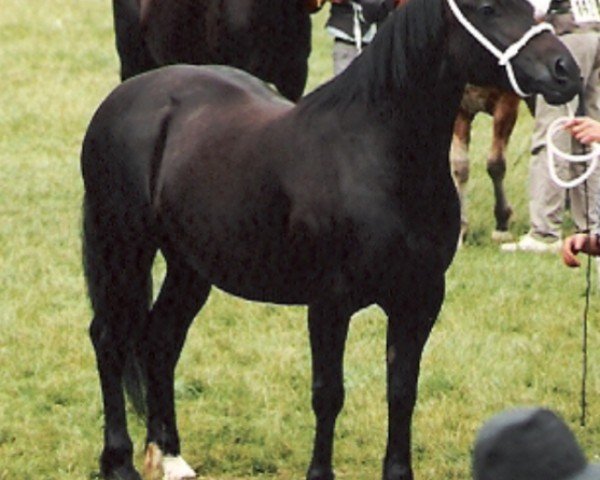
[546,110,600,188]
[446,0,554,97]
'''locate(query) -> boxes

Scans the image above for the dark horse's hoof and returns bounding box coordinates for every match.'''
[307,466,335,480]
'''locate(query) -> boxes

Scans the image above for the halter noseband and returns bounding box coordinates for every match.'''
[446,0,555,97]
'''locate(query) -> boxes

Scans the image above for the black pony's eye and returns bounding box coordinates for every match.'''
[479,3,496,16]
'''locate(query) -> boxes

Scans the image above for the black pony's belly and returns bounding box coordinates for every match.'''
[190,251,319,305]
[162,222,321,305]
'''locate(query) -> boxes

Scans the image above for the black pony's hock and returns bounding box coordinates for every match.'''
[112,0,313,101]
[83,0,579,479]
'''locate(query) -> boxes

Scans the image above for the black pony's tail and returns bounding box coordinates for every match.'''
[123,346,148,417]
[83,190,154,419]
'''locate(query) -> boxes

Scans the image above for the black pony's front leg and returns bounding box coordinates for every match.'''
[306,302,352,480]
[381,277,444,480]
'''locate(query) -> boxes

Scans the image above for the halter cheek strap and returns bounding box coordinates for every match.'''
[446,0,555,97]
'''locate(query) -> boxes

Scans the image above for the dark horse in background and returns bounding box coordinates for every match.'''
[82,0,580,478]
[111,0,317,101]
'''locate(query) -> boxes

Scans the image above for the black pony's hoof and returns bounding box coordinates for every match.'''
[383,463,413,480]
[306,466,335,480]
[103,464,142,480]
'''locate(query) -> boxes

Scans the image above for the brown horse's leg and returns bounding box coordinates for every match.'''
[488,93,519,242]
[450,110,472,245]
[306,303,351,480]
[143,254,211,480]
[381,278,442,480]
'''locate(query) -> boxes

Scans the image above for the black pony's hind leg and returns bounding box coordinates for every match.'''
[306,302,352,480]
[84,197,157,480]
[142,252,211,479]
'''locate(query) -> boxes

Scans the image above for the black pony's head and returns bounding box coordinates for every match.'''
[445,0,581,104]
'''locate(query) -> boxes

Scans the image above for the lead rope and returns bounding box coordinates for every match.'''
[546,89,596,426]
[581,178,590,426]
[578,93,591,428]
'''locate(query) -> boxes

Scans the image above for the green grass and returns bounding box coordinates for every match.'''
[0,1,599,479]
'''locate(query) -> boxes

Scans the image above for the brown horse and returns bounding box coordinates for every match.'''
[112,0,315,101]
[84,1,580,479]
[450,85,523,243]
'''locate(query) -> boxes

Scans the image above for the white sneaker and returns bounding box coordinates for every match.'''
[501,234,562,253]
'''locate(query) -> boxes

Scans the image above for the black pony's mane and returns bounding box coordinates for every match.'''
[300,0,446,111]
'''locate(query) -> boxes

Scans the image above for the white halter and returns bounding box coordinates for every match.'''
[446,0,555,97]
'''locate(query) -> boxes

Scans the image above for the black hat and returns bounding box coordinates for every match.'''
[473,407,600,480]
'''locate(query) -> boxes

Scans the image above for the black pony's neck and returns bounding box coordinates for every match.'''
[300,0,465,126]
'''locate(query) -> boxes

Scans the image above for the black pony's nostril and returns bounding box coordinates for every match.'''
[553,57,569,84]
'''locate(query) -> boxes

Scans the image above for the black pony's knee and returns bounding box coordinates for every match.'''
[312,382,345,421]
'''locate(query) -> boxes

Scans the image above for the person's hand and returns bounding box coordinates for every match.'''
[563,117,600,145]
[562,233,600,267]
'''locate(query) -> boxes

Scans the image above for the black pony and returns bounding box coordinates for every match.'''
[83,0,580,478]
[111,0,314,101]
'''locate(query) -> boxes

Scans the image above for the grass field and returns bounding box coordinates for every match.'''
[1,1,599,479]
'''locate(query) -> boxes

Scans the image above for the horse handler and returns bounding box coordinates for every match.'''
[326,0,396,75]
[562,116,600,265]
[502,0,600,254]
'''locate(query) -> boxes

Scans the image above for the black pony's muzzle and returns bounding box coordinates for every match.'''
[514,34,581,105]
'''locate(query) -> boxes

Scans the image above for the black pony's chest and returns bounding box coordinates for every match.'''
[338,175,461,277]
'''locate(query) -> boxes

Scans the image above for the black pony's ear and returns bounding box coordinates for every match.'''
[360,0,397,23]
[306,0,327,13]
[528,0,551,20]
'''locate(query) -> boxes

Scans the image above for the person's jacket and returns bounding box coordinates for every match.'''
[546,0,600,34]
[326,0,395,44]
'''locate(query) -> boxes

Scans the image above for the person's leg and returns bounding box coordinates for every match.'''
[528,104,570,242]
[332,41,359,76]
[566,33,600,232]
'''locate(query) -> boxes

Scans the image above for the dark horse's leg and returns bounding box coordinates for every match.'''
[112,0,157,80]
[142,252,211,480]
[84,197,156,480]
[381,276,444,480]
[306,302,352,480]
